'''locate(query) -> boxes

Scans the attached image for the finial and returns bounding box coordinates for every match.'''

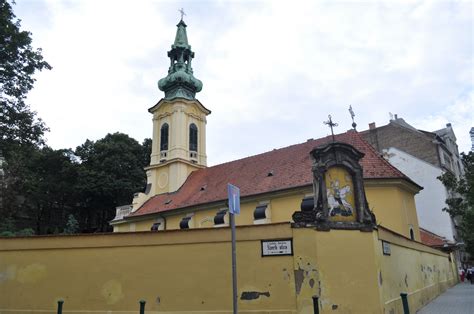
[348,105,357,130]
[179,8,186,21]
[324,115,338,142]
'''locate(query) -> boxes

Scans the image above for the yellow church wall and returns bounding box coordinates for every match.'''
[377,227,457,314]
[115,188,312,232]
[117,181,420,242]
[365,184,420,241]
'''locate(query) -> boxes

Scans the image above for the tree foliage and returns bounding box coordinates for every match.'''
[63,214,79,234]
[0,1,151,236]
[438,152,474,257]
[2,133,150,235]
[75,133,148,232]
[0,0,51,153]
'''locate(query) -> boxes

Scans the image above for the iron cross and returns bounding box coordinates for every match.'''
[179,8,186,20]
[324,115,338,142]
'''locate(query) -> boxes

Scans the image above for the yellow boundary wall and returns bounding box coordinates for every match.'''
[377,227,458,314]
[0,224,457,314]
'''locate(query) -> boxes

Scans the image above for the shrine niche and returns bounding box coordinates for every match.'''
[293,142,376,231]
[325,167,356,222]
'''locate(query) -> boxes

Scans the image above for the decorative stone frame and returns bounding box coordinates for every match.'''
[293,142,376,231]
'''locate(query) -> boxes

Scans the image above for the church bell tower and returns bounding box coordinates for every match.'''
[132,17,210,210]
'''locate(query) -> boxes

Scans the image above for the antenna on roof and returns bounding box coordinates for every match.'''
[348,105,357,130]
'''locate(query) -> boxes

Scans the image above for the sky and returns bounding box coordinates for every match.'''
[14,0,474,166]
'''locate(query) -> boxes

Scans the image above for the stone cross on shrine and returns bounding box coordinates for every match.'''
[324,115,338,142]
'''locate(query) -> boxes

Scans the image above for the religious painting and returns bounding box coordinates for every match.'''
[324,166,357,222]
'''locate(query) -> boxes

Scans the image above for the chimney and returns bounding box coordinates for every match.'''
[394,114,398,120]
[446,123,452,128]
[369,122,376,130]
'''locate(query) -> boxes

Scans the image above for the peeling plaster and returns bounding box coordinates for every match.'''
[294,268,305,295]
[282,268,291,281]
[294,256,318,295]
[101,280,124,305]
[17,264,46,284]
[0,265,16,283]
[240,291,270,300]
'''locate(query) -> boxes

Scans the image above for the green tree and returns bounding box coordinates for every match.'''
[0,0,51,234]
[141,138,152,167]
[75,133,148,232]
[438,152,474,257]
[5,147,79,234]
[0,0,51,152]
[63,214,79,234]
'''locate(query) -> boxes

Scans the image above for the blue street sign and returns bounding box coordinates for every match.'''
[227,183,240,215]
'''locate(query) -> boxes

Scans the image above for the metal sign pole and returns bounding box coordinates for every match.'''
[227,183,240,314]
[230,212,238,314]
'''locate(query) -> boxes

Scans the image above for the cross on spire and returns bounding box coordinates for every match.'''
[324,115,338,142]
[179,8,186,21]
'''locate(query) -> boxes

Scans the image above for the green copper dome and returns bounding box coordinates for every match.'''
[158,19,202,100]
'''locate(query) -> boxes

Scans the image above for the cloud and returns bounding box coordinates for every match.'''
[14,0,473,164]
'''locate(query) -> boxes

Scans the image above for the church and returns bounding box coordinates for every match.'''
[110,18,422,242]
[0,17,458,314]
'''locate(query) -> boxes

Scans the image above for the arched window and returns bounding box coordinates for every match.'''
[189,123,198,152]
[409,228,415,240]
[160,123,169,151]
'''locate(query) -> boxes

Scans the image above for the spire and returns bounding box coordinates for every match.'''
[173,20,189,47]
[158,17,202,101]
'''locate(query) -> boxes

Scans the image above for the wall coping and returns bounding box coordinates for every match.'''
[0,222,292,251]
[378,225,448,257]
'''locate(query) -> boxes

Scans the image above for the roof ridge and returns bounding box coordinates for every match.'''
[203,135,332,170]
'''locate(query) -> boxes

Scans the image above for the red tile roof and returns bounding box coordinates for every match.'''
[129,131,414,218]
[419,228,447,247]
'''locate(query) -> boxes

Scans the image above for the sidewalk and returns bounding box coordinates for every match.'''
[417,283,474,314]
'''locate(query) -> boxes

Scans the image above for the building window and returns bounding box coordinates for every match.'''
[189,123,198,152]
[180,214,194,229]
[151,222,161,231]
[180,216,192,229]
[214,209,228,226]
[254,205,268,220]
[409,227,415,240]
[253,202,271,225]
[300,196,314,211]
[160,123,169,151]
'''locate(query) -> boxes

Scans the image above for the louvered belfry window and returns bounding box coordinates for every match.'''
[160,123,169,151]
[189,123,198,152]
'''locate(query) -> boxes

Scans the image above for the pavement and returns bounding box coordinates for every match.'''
[417,282,474,314]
